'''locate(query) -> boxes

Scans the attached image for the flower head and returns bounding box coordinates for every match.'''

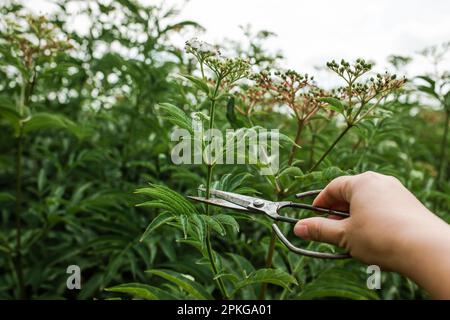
[185,37,220,62]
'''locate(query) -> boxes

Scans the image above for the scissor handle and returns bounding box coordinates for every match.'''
[272,224,351,259]
[285,202,349,218]
[293,189,349,218]
[273,189,351,259]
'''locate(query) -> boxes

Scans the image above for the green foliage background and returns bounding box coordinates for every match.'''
[0,1,448,300]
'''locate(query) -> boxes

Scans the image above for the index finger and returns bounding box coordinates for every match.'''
[312,175,355,212]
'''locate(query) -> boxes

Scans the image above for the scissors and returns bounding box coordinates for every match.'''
[188,188,350,259]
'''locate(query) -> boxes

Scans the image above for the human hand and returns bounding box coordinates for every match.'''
[294,171,450,298]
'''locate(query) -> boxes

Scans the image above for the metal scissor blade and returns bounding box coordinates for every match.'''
[198,188,263,209]
[186,196,251,212]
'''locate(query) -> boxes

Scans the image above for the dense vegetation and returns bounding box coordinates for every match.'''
[0,1,448,300]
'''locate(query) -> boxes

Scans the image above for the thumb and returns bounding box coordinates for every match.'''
[294,217,345,247]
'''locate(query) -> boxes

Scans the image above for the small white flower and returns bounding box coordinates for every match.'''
[185,38,220,57]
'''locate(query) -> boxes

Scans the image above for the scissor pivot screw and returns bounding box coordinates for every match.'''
[253,199,264,207]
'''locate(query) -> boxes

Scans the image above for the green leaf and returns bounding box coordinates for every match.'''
[213,214,239,233]
[298,267,379,300]
[0,105,21,134]
[417,85,439,100]
[319,97,345,113]
[23,112,88,139]
[157,103,192,133]
[180,74,210,95]
[234,268,298,293]
[161,21,203,35]
[0,192,15,204]
[135,184,198,216]
[226,96,246,129]
[140,212,175,242]
[201,215,225,236]
[146,269,212,300]
[191,214,206,245]
[105,283,178,300]
[37,169,46,193]
[278,166,303,179]
[416,75,435,89]
[179,214,188,239]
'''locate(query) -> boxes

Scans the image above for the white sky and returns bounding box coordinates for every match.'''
[18,0,450,82]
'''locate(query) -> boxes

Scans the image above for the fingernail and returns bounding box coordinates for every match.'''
[294,224,310,239]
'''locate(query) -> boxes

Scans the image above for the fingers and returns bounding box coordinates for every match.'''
[294,217,346,247]
[312,175,355,211]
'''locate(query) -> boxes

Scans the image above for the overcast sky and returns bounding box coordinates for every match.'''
[21,0,450,82]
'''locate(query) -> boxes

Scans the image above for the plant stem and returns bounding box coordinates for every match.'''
[204,78,228,299]
[13,80,28,299]
[258,190,283,300]
[288,120,304,166]
[205,230,228,299]
[279,241,313,299]
[309,131,316,168]
[14,127,26,299]
[205,79,222,203]
[309,124,353,172]
[258,225,278,300]
[259,117,304,303]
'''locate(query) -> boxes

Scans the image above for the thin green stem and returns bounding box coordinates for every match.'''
[204,78,228,299]
[205,78,221,205]
[14,127,25,299]
[279,242,314,299]
[309,124,353,172]
[258,191,283,300]
[258,226,278,300]
[309,131,316,168]
[205,230,228,299]
[13,78,28,299]
[288,120,304,166]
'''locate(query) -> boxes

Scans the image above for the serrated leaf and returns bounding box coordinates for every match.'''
[213,214,239,233]
[201,215,225,236]
[157,102,192,132]
[190,214,206,245]
[140,212,175,242]
[135,184,198,216]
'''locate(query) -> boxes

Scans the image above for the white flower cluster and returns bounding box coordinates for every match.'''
[185,37,220,58]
